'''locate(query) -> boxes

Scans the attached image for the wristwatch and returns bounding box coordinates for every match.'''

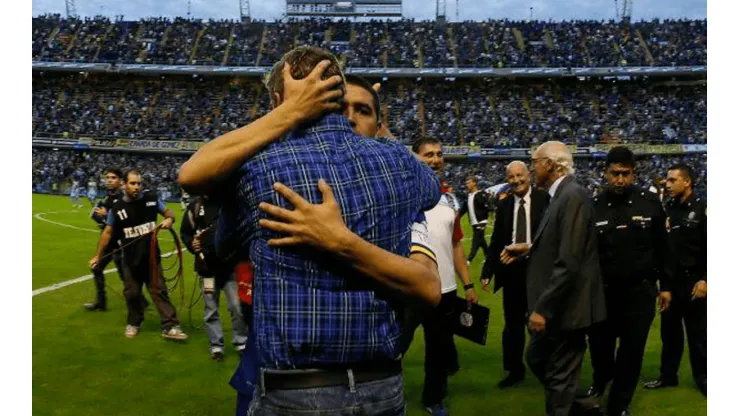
[463,283,474,291]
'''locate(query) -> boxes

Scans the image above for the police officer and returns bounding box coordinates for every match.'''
[588,147,673,416]
[89,169,187,341]
[644,163,707,396]
[180,194,248,360]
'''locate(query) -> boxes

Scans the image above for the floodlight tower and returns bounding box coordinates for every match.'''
[436,0,446,21]
[615,0,633,21]
[65,0,77,18]
[240,0,250,19]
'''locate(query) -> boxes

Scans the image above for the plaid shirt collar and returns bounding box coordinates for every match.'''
[287,113,353,138]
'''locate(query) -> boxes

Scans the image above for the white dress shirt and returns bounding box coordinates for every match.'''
[511,188,532,244]
[548,175,567,198]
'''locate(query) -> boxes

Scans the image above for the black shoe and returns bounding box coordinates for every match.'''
[84,302,107,311]
[497,373,525,389]
[587,385,604,398]
[608,410,633,416]
[643,378,678,389]
[210,349,224,362]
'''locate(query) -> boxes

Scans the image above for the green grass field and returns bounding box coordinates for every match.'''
[32,194,706,415]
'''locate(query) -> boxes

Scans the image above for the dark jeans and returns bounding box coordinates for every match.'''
[527,328,598,416]
[122,261,179,330]
[246,373,405,416]
[659,281,707,389]
[422,291,459,407]
[588,280,656,413]
[91,247,124,306]
[502,280,528,376]
[467,226,488,262]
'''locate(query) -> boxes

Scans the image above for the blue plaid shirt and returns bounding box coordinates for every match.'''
[216,113,440,369]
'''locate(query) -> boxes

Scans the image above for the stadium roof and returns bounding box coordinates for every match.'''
[32,0,706,22]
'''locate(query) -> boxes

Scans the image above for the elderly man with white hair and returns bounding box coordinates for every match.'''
[501,141,607,416]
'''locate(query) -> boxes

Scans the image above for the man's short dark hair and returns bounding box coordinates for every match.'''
[265,46,345,108]
[668,163,696,189]
[605,146,635,169]
[345,75,381,126]
[123,169,142,183]
[104,167,122,178]
[466,176,478,184]
[411,137,442,155]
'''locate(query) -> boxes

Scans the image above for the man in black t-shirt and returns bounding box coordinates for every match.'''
[89,170,187,341]
[84,168,125,311]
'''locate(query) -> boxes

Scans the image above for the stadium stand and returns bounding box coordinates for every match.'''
[32,73,706,147]
[32,16,706,68]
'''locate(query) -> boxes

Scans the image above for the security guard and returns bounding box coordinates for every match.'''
[588,147,673,416]
[644,163,707,396]
[89,169,187,341]
[84,167,125,311]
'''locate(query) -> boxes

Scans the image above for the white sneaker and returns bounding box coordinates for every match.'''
[236,344,246,353]
[125,325,139,338]
[162,326,188,341]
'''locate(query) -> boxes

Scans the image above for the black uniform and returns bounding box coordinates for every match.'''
[87,189,125,309]
[180,196,229,282]
[588,186,672,414]
[657,193,707,393]
[108,191,179,330]
[460,190,491,262]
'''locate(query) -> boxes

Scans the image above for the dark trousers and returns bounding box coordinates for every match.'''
[467,225,488,262]
[422,291,459,407]
[527,328,597,416]
[588,281,656,413]
[91,247,124,306]
[122,261,179,330]
[502,279,528,376]
[659,281,707,389]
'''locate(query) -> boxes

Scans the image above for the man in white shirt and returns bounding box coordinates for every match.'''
[411,137,479,416]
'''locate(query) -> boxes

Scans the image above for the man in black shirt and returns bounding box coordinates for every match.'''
[89,170,187,341]
[84,168,125,311]
[181,195,248,360]
[644,163,707,396]
[587,147,673,416]
[460,176,491,264]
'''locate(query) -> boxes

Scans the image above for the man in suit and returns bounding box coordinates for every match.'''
[460,176,491,264]
[501,141,607,416]
[481,161,550,389]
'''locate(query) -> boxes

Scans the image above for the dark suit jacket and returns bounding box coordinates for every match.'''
[481,188,550,293]
[458,190,491,227]
[526,176,607,331]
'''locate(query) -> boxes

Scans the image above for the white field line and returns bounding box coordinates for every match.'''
[32,211,176,297]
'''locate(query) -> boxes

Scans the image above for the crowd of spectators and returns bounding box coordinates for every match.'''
[32,148,706,202]
[32,148,186,199]
[33,15,707,68]
[33,72,706,147]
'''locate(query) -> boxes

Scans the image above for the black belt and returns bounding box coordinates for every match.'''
[262,360,402,391]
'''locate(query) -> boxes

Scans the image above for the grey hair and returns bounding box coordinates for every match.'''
[540,141,575,175]
[506,160,528,173]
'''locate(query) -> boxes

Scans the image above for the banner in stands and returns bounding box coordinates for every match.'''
[115,139,204,152]
[32,61,707,79]
[681,144,708,153]
[592,143,686,155]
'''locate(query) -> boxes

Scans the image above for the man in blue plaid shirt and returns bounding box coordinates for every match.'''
[184,47,441,415]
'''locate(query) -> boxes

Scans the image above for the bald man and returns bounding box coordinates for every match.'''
[501,142,606,415]
[481,160,550,388]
